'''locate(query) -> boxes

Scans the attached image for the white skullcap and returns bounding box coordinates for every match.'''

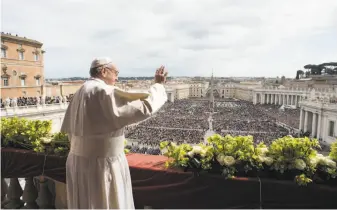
[90,57,112,69]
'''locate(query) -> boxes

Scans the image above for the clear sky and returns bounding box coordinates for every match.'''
[2,0,337,78]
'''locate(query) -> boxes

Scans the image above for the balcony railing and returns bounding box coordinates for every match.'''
[0,103,68,117]
[2,148,337,209]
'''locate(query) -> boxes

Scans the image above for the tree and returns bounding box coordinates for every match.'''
[305,70,311,78]
[304,64,324,75]
[296,70,304,79]
[318,62,337,75]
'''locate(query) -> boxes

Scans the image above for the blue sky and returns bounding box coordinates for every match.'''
[2,0,337,78]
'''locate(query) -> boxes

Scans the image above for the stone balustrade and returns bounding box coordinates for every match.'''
[1,103,68,117]
[1,177,61,209]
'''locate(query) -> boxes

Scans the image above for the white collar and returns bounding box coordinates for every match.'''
[90,77,106,85]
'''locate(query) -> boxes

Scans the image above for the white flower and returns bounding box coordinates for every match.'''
[187,151,195,158]
[320,156,337,168]
[192,146,203,154]
[217,154,225,166]
[223,156,236,167]
[259,147,268,155]
[170,142,177,147]
[264,157,274,166]
[294,159,306,170]
[161,148,168,154]
[200,150,207,157]
[41,137,52,144]
[257,155,265,163]
[311,154,337,169]
[309,157,319,167]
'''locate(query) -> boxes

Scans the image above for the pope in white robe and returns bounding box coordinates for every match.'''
[61,57,168,209]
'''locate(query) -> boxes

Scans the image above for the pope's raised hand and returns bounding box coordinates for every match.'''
[155,65,168,84]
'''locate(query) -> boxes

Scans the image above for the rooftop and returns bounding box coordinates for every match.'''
[1,32,43,47]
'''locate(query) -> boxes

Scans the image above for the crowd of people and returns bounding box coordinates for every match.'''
[125,98,305,152]
[256,104,300,129]
[0,95,72,108]
[125,144,161,155]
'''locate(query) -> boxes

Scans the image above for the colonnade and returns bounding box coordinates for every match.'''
[299,108,322,138]
[253,92,303,107]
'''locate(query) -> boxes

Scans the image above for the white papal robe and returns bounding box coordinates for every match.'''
[60,78,167,209]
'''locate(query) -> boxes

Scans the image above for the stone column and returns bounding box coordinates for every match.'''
[299,108,304,131]
[312,113,317,137]
[283,94,286,105]
[317,113,322,139]
[304,110,308,132]
[294,95,298,107]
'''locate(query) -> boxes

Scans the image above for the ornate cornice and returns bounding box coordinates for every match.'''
[19,73,27,79]
[32,49,40,55]
[1,65,9,78]
[34,74,41,79]
[1,44,8,50]
[1,73,10,78]
[2,64,7,73]
[1,33,43,48]
[16,47,26,53]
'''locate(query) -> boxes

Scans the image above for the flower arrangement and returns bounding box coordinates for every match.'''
[160,141,213,172]
[160,134,337,186]
[1,117,129,156]
[207,134,262,178]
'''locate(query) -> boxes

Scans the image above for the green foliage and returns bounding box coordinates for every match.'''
[1,117,129,156]
[207,135,262,178]
[267,136,320,174]
[160,135,337,186]
[1,117,52,150]
[124,139,129,154]
[329,141,337,162]
[295,174,312,186]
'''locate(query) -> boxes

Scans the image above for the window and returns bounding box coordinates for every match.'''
[1,49,6,58]
[21,78,25,86]
[19,52,24,60]
[329,121,335,137]
[34,54,39,61]
[3,78,9,86]
[36,78,40,85]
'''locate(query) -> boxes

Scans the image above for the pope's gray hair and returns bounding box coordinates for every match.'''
[89,65,104,77]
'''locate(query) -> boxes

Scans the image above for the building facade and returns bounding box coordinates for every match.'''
[299,100,337,144]
[253,87,337,108]
[1,33,45,98]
